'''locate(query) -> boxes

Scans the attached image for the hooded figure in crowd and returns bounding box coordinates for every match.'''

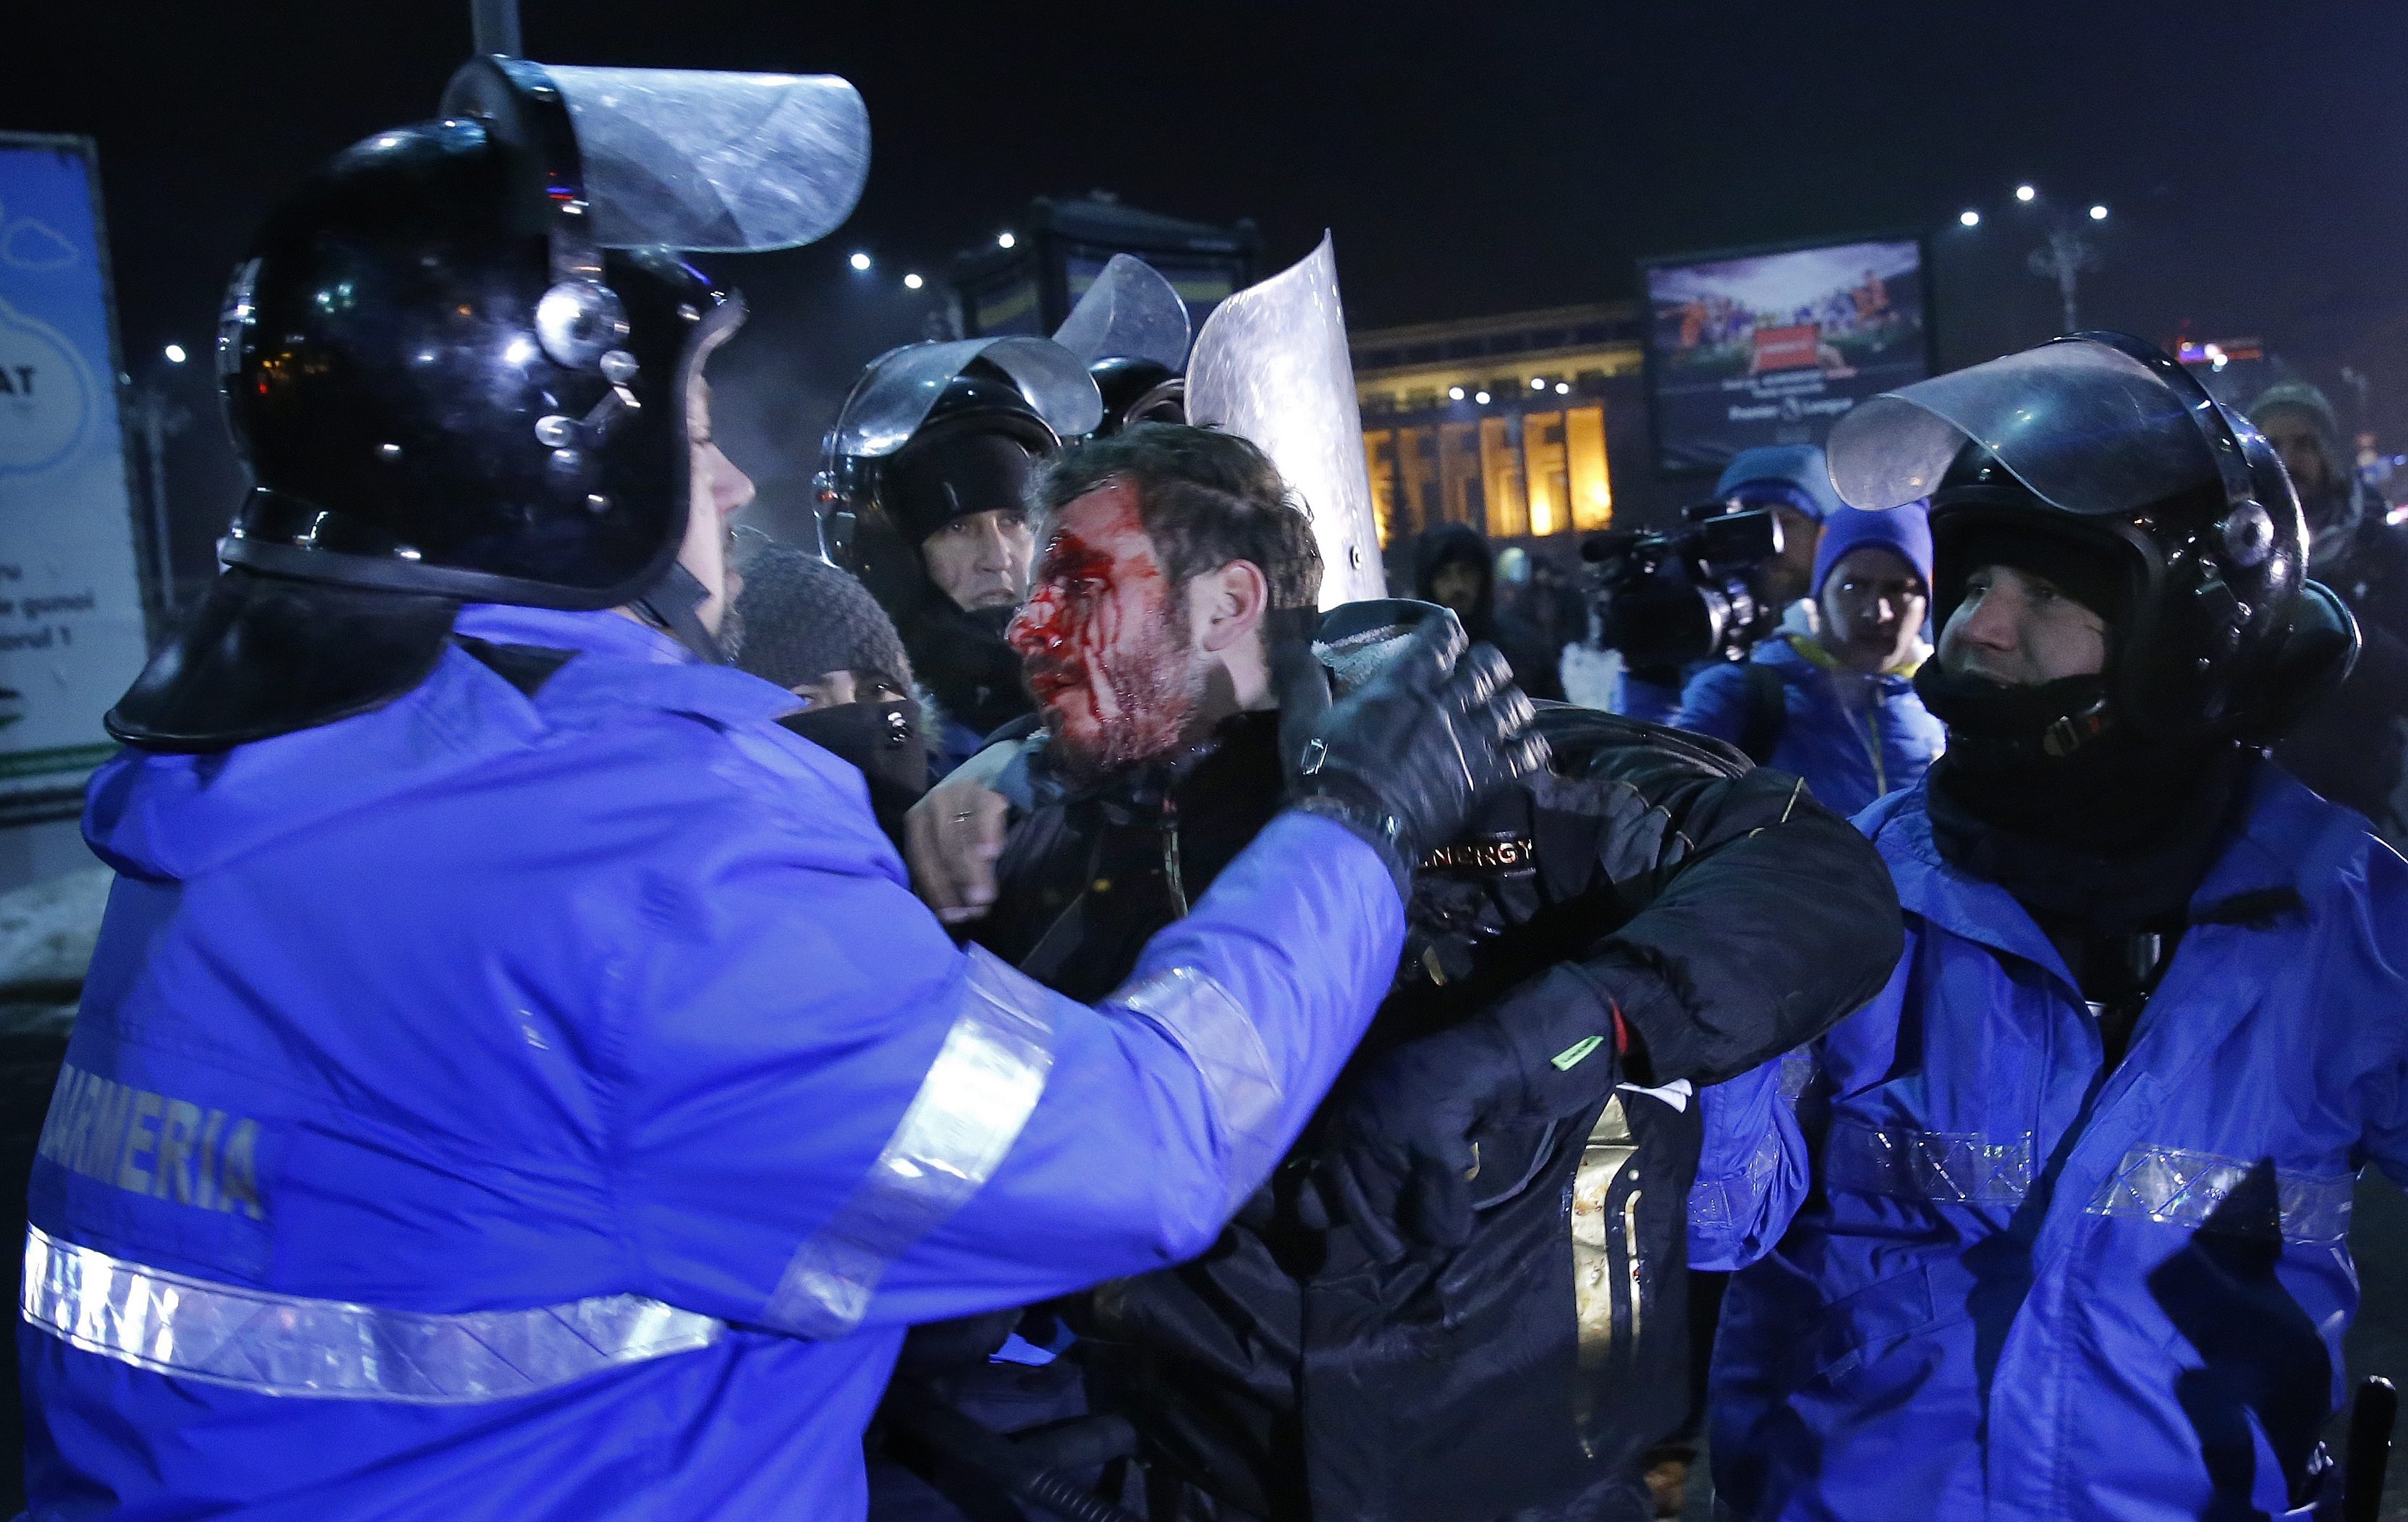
[733,543,926,843]
[905,423,1904,1522]
[1415,522,1567,700]
[2248,379,2408,843]
[1670,500,1945,815]
[1710,333,2404,1522]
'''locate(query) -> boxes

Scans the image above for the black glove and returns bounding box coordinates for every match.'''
[1303,964,1625,1260]
[1287,612,1548,894]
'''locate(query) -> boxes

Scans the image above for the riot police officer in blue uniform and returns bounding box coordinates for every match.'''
[17,59,1544,1519]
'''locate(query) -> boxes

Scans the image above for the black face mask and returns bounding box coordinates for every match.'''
[1914,663,2247,928]
[779,697,928,843]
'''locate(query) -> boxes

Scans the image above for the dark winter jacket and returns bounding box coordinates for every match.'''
[2277,515,2408,845]
[975,683,1900,1519]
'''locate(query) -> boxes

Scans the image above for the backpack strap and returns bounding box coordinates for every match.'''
[1734,662,1787,765]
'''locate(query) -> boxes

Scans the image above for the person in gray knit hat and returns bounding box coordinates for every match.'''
[734,543,927,841]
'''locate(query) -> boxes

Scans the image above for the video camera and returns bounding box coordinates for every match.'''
[1582,498,1786,671]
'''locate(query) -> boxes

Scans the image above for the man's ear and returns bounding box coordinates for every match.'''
[1195,559,1270,655]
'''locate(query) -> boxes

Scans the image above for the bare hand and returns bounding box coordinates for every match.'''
[904,741,1017,923]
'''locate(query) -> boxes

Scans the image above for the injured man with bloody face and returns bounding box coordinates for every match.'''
[1009,477,1263,784]
[889,422,1905,1522]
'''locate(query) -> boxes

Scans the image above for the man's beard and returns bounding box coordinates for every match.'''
[1035,605,1204,783]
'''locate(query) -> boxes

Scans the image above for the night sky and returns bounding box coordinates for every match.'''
[10,1,2408,587]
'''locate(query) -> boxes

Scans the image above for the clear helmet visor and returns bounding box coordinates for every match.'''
[831,337,1103,461]
[542,65,870,252]
[443,61,870,255]
[1826,336,2225,515]
[1185,233,1388,608]
[1051,254,1192,371]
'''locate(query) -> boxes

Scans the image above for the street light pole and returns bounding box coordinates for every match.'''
[2027,224,2097,333]
[120,375,191,624]
[470,0,520,57]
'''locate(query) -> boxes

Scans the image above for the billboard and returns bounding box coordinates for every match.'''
[0,135,148,826]
[1642,236,1930,475]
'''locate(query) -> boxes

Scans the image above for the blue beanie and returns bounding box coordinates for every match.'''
[1813,501,1933,597]
[1716,444,1843,522]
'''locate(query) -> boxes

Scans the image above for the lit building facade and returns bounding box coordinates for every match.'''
[1352,302,1676,556]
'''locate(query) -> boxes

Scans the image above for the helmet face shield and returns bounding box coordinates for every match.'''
[1051,254,1192,373]
[536,65,869,254]
[1828,337,2222,516]
[828,338,1103,462]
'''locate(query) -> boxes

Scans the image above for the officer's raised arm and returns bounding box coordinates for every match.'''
[16,61,1542,1519]
[622,616,1543,1338]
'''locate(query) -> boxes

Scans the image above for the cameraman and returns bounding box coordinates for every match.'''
[1611,445,1836,720]
[1669,501,1943,812]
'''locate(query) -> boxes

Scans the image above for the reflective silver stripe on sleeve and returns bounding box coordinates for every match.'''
[1823,1120,2034,1206]
[1688,1121,1786,1236]
[19,1225,721,1403]
[2085,1145,2354,1244]
[766,945,1057,1338]
[1110,965,1284,1212]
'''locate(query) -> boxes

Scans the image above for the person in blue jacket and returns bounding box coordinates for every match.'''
[14,64,1546,1522]
[1710,333,2399,1521]
[1615,443,1839,723]
[1669,498,1944,814]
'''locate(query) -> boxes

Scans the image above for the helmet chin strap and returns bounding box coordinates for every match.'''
[635,561,730,665]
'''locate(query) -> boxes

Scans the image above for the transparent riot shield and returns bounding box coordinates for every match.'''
[1185,234,1388,607]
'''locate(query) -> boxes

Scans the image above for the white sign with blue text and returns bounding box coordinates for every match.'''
[0,135,145,820]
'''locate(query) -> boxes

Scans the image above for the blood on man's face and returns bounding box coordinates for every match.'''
[1007,481,1198,778]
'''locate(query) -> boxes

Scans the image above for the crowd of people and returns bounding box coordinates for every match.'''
[11,56,2408,1522]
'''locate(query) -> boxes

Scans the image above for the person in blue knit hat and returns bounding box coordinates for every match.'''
[1669,500,1944,816]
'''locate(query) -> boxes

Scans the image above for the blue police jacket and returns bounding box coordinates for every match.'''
[19,605,1404,1521]
[1671,634,1944,817]
[1710,765,2408,1521]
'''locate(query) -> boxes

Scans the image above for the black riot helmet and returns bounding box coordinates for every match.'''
[1087,355,1187,434]
[815,337,1102,597]
[108,59,868,751]
[1827,330,2357,749]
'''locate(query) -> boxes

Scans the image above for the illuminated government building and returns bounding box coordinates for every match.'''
[950,202,1682,566]
[1351,301,1677,563]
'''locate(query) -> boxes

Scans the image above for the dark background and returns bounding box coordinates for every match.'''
[9,0,2408,595]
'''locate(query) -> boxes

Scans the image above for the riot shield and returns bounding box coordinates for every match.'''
[1184,234,1388,608]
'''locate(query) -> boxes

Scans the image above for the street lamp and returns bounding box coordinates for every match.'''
[903,273,924,290]
[162,343,187,365]
[996,231,1016,250]
[1964,182,2110,332]
[1448,386,1465,401]
[847,251,873,271]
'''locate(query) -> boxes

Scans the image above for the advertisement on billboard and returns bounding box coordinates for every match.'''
[1642,236,1931,474]
[0,135,148,827]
